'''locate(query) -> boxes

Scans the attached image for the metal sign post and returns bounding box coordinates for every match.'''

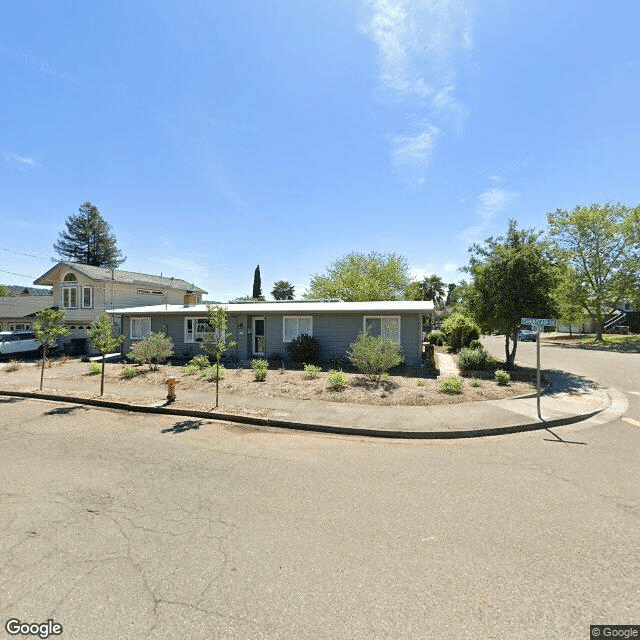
[521,318,557,421]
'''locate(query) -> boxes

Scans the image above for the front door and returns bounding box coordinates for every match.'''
[252,317,265,356]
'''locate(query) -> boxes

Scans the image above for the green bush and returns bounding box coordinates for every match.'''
[202,364,225,380]
[469,339,483,350]
[128,332,174,370]
[417,380,426,387]
[471,379,482,387]
[441,313,480,350]
[89,362,101,374]
[347,331,403,380]
[123,367,138,379]
[286,333,320,363]
[188,355,210,369]
[427,330,446,345]
[456,346,499,372]
[440,376,463,394]
[495,369,511,385]
[252,358,268,381]
[328,369,347,388]
[304,364,322,378]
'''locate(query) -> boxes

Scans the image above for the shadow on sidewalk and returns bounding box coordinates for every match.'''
[545,369,599,395]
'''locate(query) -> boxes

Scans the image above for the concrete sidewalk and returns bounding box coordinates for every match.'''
[0,360,619,438]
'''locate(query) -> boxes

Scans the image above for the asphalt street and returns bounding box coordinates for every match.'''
[1,342,638,640]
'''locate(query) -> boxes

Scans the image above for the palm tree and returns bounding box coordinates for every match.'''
[420,275,446,306]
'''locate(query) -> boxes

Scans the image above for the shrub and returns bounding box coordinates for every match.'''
[329,352,350,370]
[89,362,101,375]
[5,359,20,372]
[347,331,403,380]
[202,364,226,380]
[123,367,138,379]
[268,352,284,363]
[427,330,446,345]
[286,333,320,363]
[187,355,210,370]
[471,379,482,387]
[251,358,268,381]
[128,332,174,370]
[304,364,322,378]
[80,355,91,363]
[469,339,483,350]
[440,376,463,394]
[456,346,499,372]
[441,313,480,351]
[417,380,426,387]
[495,369,511,385]
[328,369,347,388]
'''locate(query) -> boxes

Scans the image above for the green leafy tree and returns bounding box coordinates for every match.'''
[33,308,69,390]
[464,220,559,369]
[252,265,262,298]
[200,305,238,408]
[554,266,587,336]
[305,251,411,301]
[272,280,295,300]
[0,284,11,296]
[88,313,125,396]
[54,201,125,268]
[415,274,446,306]
[128,332,174,370]
[547,202,640,340]
[441,312,480,351]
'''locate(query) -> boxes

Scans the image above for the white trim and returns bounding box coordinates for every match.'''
[184,317,212,343]
[130,317,151,340]
[282,316,313,343]
[82,286,93,308]
[62,285,78,309]
[363,316,401,343]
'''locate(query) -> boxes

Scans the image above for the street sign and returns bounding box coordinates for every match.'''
[521,318,557,326]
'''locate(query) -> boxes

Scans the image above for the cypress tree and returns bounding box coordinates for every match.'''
[252,265,262,298]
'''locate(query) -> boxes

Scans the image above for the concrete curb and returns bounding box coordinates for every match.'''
[0,388,610,440]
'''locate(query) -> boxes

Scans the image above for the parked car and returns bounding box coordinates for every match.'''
[517,329,538,342]
[0,331,45,357]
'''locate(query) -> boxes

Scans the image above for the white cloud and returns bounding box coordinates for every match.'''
[459,186,517,243]
[362,0,474,183]
[3,153,40,172]
[391,123,440,184]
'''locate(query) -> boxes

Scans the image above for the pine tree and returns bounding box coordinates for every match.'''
[252,265,262,298]
[54,202,125,268]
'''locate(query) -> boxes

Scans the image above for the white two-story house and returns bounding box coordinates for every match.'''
[34,261,207,353]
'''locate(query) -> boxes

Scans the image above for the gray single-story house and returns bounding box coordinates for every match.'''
[0,295,55,332]
[108,299,435,367]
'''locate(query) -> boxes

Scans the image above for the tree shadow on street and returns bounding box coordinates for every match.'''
[43,406,82,416]
[544,369,599,395]
[162,419,205,434]
[0,397,25,404]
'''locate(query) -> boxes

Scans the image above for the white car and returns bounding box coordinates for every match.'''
[0,331,43,357]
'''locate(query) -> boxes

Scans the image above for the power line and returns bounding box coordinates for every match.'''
[0,268,38,279]
[0,247,52,261]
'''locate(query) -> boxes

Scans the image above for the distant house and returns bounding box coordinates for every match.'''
[34,262,207,353]
[108,299,435,367]
[0,295,55,332]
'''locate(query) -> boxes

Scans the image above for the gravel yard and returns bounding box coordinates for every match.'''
[1,357,537,415]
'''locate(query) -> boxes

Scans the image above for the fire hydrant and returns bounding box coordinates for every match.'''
[166,378,176,403]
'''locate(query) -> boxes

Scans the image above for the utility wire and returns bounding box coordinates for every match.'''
[0,247,52,261]
[0,268,38,279]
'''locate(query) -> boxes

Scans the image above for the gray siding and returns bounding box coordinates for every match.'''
[118,311,423,366]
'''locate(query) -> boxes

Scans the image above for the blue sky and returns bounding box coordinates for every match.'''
[2,1,639,300]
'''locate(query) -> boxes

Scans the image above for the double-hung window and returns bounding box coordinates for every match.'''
[82,286,93,308]
[283,316,313,342]
[363,316,401,343]
[130,317,151,340]
[185,318,215,343]
[62,286,78,308]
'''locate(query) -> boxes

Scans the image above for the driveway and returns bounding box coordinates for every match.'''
[1,395,639,640]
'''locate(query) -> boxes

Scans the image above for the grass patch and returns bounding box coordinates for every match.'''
[578,334,640,346]
[304,364,322,378]
[5,359,21,372]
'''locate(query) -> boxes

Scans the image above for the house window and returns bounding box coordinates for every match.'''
[137,289,164,295]
[130,317,151,340]
[283,316,313,342]
[185,318,215,343]
[10,323,30,331]
[62,286,78,308]
[82,286,93,308]
[363,316,401,343]
[63,273,77,281]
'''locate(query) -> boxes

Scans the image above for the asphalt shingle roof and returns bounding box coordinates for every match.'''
[0,295,55,319]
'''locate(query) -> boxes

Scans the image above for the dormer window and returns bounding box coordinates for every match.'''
[63,273,77,281]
